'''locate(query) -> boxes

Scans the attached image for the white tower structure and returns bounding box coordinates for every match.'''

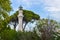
[18,6,24,31]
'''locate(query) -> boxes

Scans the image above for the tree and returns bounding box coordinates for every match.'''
[16,31,40,40]
[0,0,12,32]
[0,30,17,40]
[35,19,58,40]
[9,10,40,30]
[0,0,12,12]
[0,29,40,40]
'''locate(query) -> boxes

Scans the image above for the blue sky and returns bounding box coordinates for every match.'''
[10,0,60,22]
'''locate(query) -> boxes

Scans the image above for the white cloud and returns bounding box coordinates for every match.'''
[45,7,60,11]
[43,0,60,21]
[44,0,60,7]
[44,0,60,11]
[50,13,60,21]
[50,13,60,19]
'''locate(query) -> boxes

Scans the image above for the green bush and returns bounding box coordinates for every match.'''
[16,31,40,40]
[0,30,40,40]
[0,30,17,40]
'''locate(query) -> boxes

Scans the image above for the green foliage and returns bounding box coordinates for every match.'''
[51,32,60,40]
[23,10,40,22]
[0,30,40,40]
[35,19,59,40]
[0,16,11,32]
[9,10,40,30]
[10,10,40,22]
[0,0,12,20]
[0,0,12,32]
[16,31,40,40]
[0,30,17,40]
[0,0,12,12]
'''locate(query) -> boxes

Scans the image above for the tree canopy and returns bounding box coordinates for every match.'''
[0,0,12,12]
[9,10,40,30]
[35,19,59,40]
[0,0,12,32]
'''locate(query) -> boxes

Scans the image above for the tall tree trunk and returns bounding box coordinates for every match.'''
[23,22,27,31]
[14,22,16,30]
